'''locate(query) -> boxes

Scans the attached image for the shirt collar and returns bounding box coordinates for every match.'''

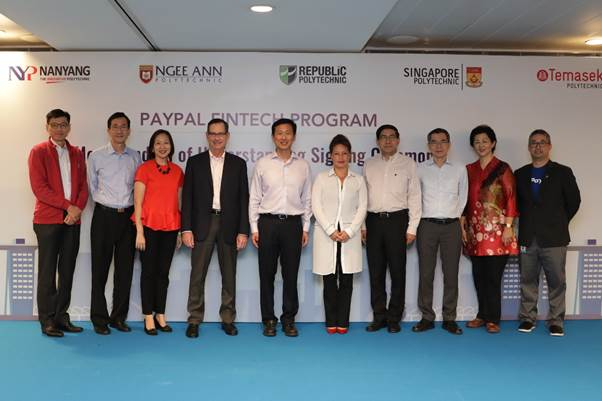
[210,151,225,160]
[270,151,298,162]
[426,158,451,167]
[50,138,67,150]
[106,142,132,155]
[328,168,356,177]
[380,152,399,162]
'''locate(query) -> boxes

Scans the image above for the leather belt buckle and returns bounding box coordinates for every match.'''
[211,209,222,215]
[378,212,390,218]
[117,208,125,213]
[277,214,288,220]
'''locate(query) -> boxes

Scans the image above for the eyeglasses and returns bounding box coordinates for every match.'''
[379,135,398,142]
[529,141,549,147]
[49,123,69,129]
[110,125,129,130]
[428,140,449,146]
[207,132,228,137]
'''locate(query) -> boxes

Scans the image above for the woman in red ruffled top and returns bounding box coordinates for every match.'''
[132,129,183,335]
[461,125,518,334]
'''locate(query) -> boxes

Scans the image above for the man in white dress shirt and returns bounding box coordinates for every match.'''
[249,118,312,337]
[362,124,421,333]
[412,128,467,335]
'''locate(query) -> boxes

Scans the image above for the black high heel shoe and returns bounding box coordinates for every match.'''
[144,319,157,336]
[154,316,173,333]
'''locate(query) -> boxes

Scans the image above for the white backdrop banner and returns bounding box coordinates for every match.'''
[0,52,601,322]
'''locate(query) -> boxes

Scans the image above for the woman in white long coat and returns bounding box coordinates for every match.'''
[312,134,367,334]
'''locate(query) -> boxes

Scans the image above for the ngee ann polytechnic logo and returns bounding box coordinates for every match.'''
[139,64,223,84]
[279,64,348,85]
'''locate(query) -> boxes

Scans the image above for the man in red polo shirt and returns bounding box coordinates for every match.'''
[28,109,88,337]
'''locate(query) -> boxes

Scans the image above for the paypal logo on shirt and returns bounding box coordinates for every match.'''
[531,178,542,184]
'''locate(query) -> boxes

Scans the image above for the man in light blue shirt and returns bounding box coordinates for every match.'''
[413,128,467,335]
[87,112,141,335]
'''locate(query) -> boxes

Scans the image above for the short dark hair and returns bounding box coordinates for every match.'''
[46,109,70,124]
[427,128,450,143]
[271,118,297,136]
[529,129,551,144]
[329,134,352,154]
[107,112,131,129]
[376,124,399,140]
[469,124,497,152]
[147,129,175,161]
[207,118,229,133]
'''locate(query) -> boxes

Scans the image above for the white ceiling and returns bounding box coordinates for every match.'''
[1,0,602,53]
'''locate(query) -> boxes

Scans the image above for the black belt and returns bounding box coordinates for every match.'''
[210,209,222,215]
[422,217,458,225]
[96,203,133,213]
[368,209,408,219]
[260,213,302,220]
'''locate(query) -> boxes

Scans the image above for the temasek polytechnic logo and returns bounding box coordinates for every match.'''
[8,65,91,83]
[138,64,223,84]
[279,64,347,85]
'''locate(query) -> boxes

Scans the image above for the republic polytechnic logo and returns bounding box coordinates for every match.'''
[279,65,297,85]
[465,66,483,88]
[139,65,154,84]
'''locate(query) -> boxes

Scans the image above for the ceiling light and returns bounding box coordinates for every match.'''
[585,38,602,46]
[0,29,7,36]
[250,5,273,13]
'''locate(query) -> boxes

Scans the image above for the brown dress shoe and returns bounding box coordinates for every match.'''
[486,322,500,333]
[466,318,485,328]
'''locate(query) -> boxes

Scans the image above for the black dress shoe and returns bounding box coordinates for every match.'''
[366,320,387,332]
[263,320,277,337]
[42,325,64,337]
[222,323,238,336]
[185,323,199,338]
[412,319,435,333]
[93,324,111,335]
[94,324,111,336]
[282,322,299,337]
[442,320,463,335]
[387,322,401,333]
[109,321,131,332]
[57,321,84,333]
[153,316,172,333]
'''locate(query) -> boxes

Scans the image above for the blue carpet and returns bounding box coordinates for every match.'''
[1,320,601,401]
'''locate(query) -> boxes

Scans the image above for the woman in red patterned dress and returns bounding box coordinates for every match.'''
[461,125,518,334]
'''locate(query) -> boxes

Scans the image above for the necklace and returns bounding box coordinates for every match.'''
[155,161,171,175]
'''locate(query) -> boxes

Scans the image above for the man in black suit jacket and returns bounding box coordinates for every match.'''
[181,118,250,337]
[515,129,580,337]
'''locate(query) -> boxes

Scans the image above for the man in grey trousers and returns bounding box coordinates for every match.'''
[515,129,580,337]
[412,128,467,335]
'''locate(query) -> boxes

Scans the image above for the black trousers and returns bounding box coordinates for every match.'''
[258,214,302,324]
[365,210,409,324]
[90,204,136,326]
[187,214,238,324]
[139,227,178,315]
[323,239,353,328]
[33,223,80,327]
[470,255,508,324]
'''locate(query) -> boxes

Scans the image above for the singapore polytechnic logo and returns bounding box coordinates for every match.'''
[139,65,154,84]
[465,66,483,88]
[279,65,297,85]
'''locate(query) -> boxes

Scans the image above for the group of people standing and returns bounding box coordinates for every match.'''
[28,108,580,339]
